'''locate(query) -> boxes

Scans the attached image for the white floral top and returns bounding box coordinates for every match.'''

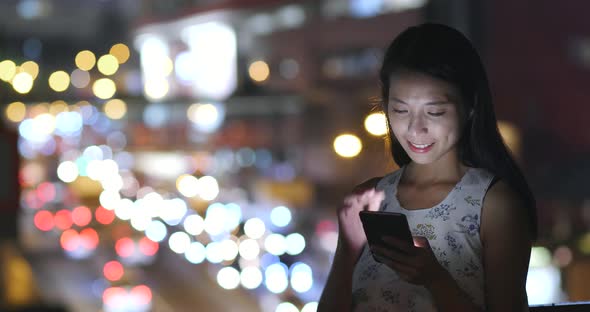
[351,166,495,311]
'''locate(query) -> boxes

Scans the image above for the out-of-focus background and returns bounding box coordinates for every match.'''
[0,0,589,311]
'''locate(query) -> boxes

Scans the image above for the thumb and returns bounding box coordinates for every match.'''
[412,236,431,249]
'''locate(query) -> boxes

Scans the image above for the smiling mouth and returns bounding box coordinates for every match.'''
[408,141,435,153]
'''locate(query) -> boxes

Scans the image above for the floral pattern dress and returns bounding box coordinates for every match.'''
[351,166,495,311]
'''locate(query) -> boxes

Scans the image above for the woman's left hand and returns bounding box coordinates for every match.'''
[371,236,448,287]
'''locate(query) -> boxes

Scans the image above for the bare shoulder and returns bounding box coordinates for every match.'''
[481,179,531,244]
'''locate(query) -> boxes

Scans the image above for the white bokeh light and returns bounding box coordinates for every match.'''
[205,242,225,264]
[185,242,206,264]
[275,302,298,312]
[145,220,167,242]
[197,175,219,201]
[270,206,292,227]
[168,231,191,254]
[265,263,289,294]
[290,262,313,293]
[240,266,263,289]
[217,267,240,290]
[285,233,306,256]
[183,214,205,236]
[57,161,78,183]
[264,234,287,256]
[238,239,260,260]
[244,218,265,239]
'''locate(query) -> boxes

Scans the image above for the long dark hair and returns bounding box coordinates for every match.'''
[379,23,537,239]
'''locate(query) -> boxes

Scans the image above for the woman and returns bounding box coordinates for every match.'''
[318,23,536,311]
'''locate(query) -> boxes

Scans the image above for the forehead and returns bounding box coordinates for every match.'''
[388,71,461,103]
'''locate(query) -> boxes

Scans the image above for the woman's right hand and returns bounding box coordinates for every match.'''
[337,177,385,261]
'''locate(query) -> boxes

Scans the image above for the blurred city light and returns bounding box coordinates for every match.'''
[93,78,117,99]
[240,266,263,289]
[12,72,34,94]
[103,261,124,281]
[104,99,127,120]
[110,43,130,64]
[217,267,240,289]
[187,102,225,133]
[270,206,292,227]
[364,112,388,136]
[244,218,266,239]
[71,69,90,88]
[5,102,27,122]
[0,60,17,81]
[333,134,362,158]
[20,60,39,79]
[97,54,120,76]
[249,60,270,82]
[75,50,96,71]
[181,21,237,100]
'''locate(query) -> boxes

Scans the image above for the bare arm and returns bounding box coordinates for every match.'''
[318,178,383,312]
[481,180,532,311]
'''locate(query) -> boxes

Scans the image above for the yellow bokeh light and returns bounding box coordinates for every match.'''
[92,78,117,99]
[144,78,169,100]
[49,100,69,115]
[19,61,39,79]
[248,60,270,82]
[333,134,362,158]
[187,103,219,126]
[0,60,17,81]
[103,99,127,120]
[75,50,96,71]
[48,71,70,92]
[109,43,130,64]
[97,54,119,76]
[364,112,388,136]
[12,72,34,94]
[5,102,27,122]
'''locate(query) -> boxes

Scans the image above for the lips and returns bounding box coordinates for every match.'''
[408,141,434,153]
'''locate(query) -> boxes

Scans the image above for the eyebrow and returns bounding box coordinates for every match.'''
[389,97,453,106]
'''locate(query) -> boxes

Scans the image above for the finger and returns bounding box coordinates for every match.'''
[371,245,414,265]
[366,191,385,211]
[412,236,431,249]
[381,236,415,254]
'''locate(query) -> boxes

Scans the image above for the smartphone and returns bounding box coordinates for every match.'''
[358,211,413,249]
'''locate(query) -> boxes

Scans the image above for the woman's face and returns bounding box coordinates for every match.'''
[387,71,463,165]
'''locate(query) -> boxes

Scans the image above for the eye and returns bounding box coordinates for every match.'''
[392,109,407,114]
[427,112,445,117]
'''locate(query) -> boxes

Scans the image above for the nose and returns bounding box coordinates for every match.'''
[408,114,428,136]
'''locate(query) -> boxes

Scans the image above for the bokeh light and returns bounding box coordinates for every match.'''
[92,78,116,99]
[5,102,27,122]
[217,267,240,290]
[364,112,388,136]
[0,60,17,81]
[48,70,70,92]
[103,261,124,281]
[248,60,270,82]
[12,72,34,94]
[110,43,130,64]
[103,99,127,120]
[97,54,119,76]
[20,61,39,79]
[333,134,362,158]
[75,50,96,71]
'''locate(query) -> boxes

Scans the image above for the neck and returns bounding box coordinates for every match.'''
[403,155,468,185]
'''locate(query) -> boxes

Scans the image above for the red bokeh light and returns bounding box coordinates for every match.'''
[115,237,135,258]
[79,228,99,250]
[25,190,43,210]
[60,229,79,251]
[138,237,159,256]
[103,260,124,281]
[54,209,73,230]
[36,182,56,203]
[34,210,54,231]
[72,206,92,227]
[102,286,125,304]
[95,205,115,225]
[131,284,152,305]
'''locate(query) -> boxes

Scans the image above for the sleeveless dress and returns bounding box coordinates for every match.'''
[351,166,495,311]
